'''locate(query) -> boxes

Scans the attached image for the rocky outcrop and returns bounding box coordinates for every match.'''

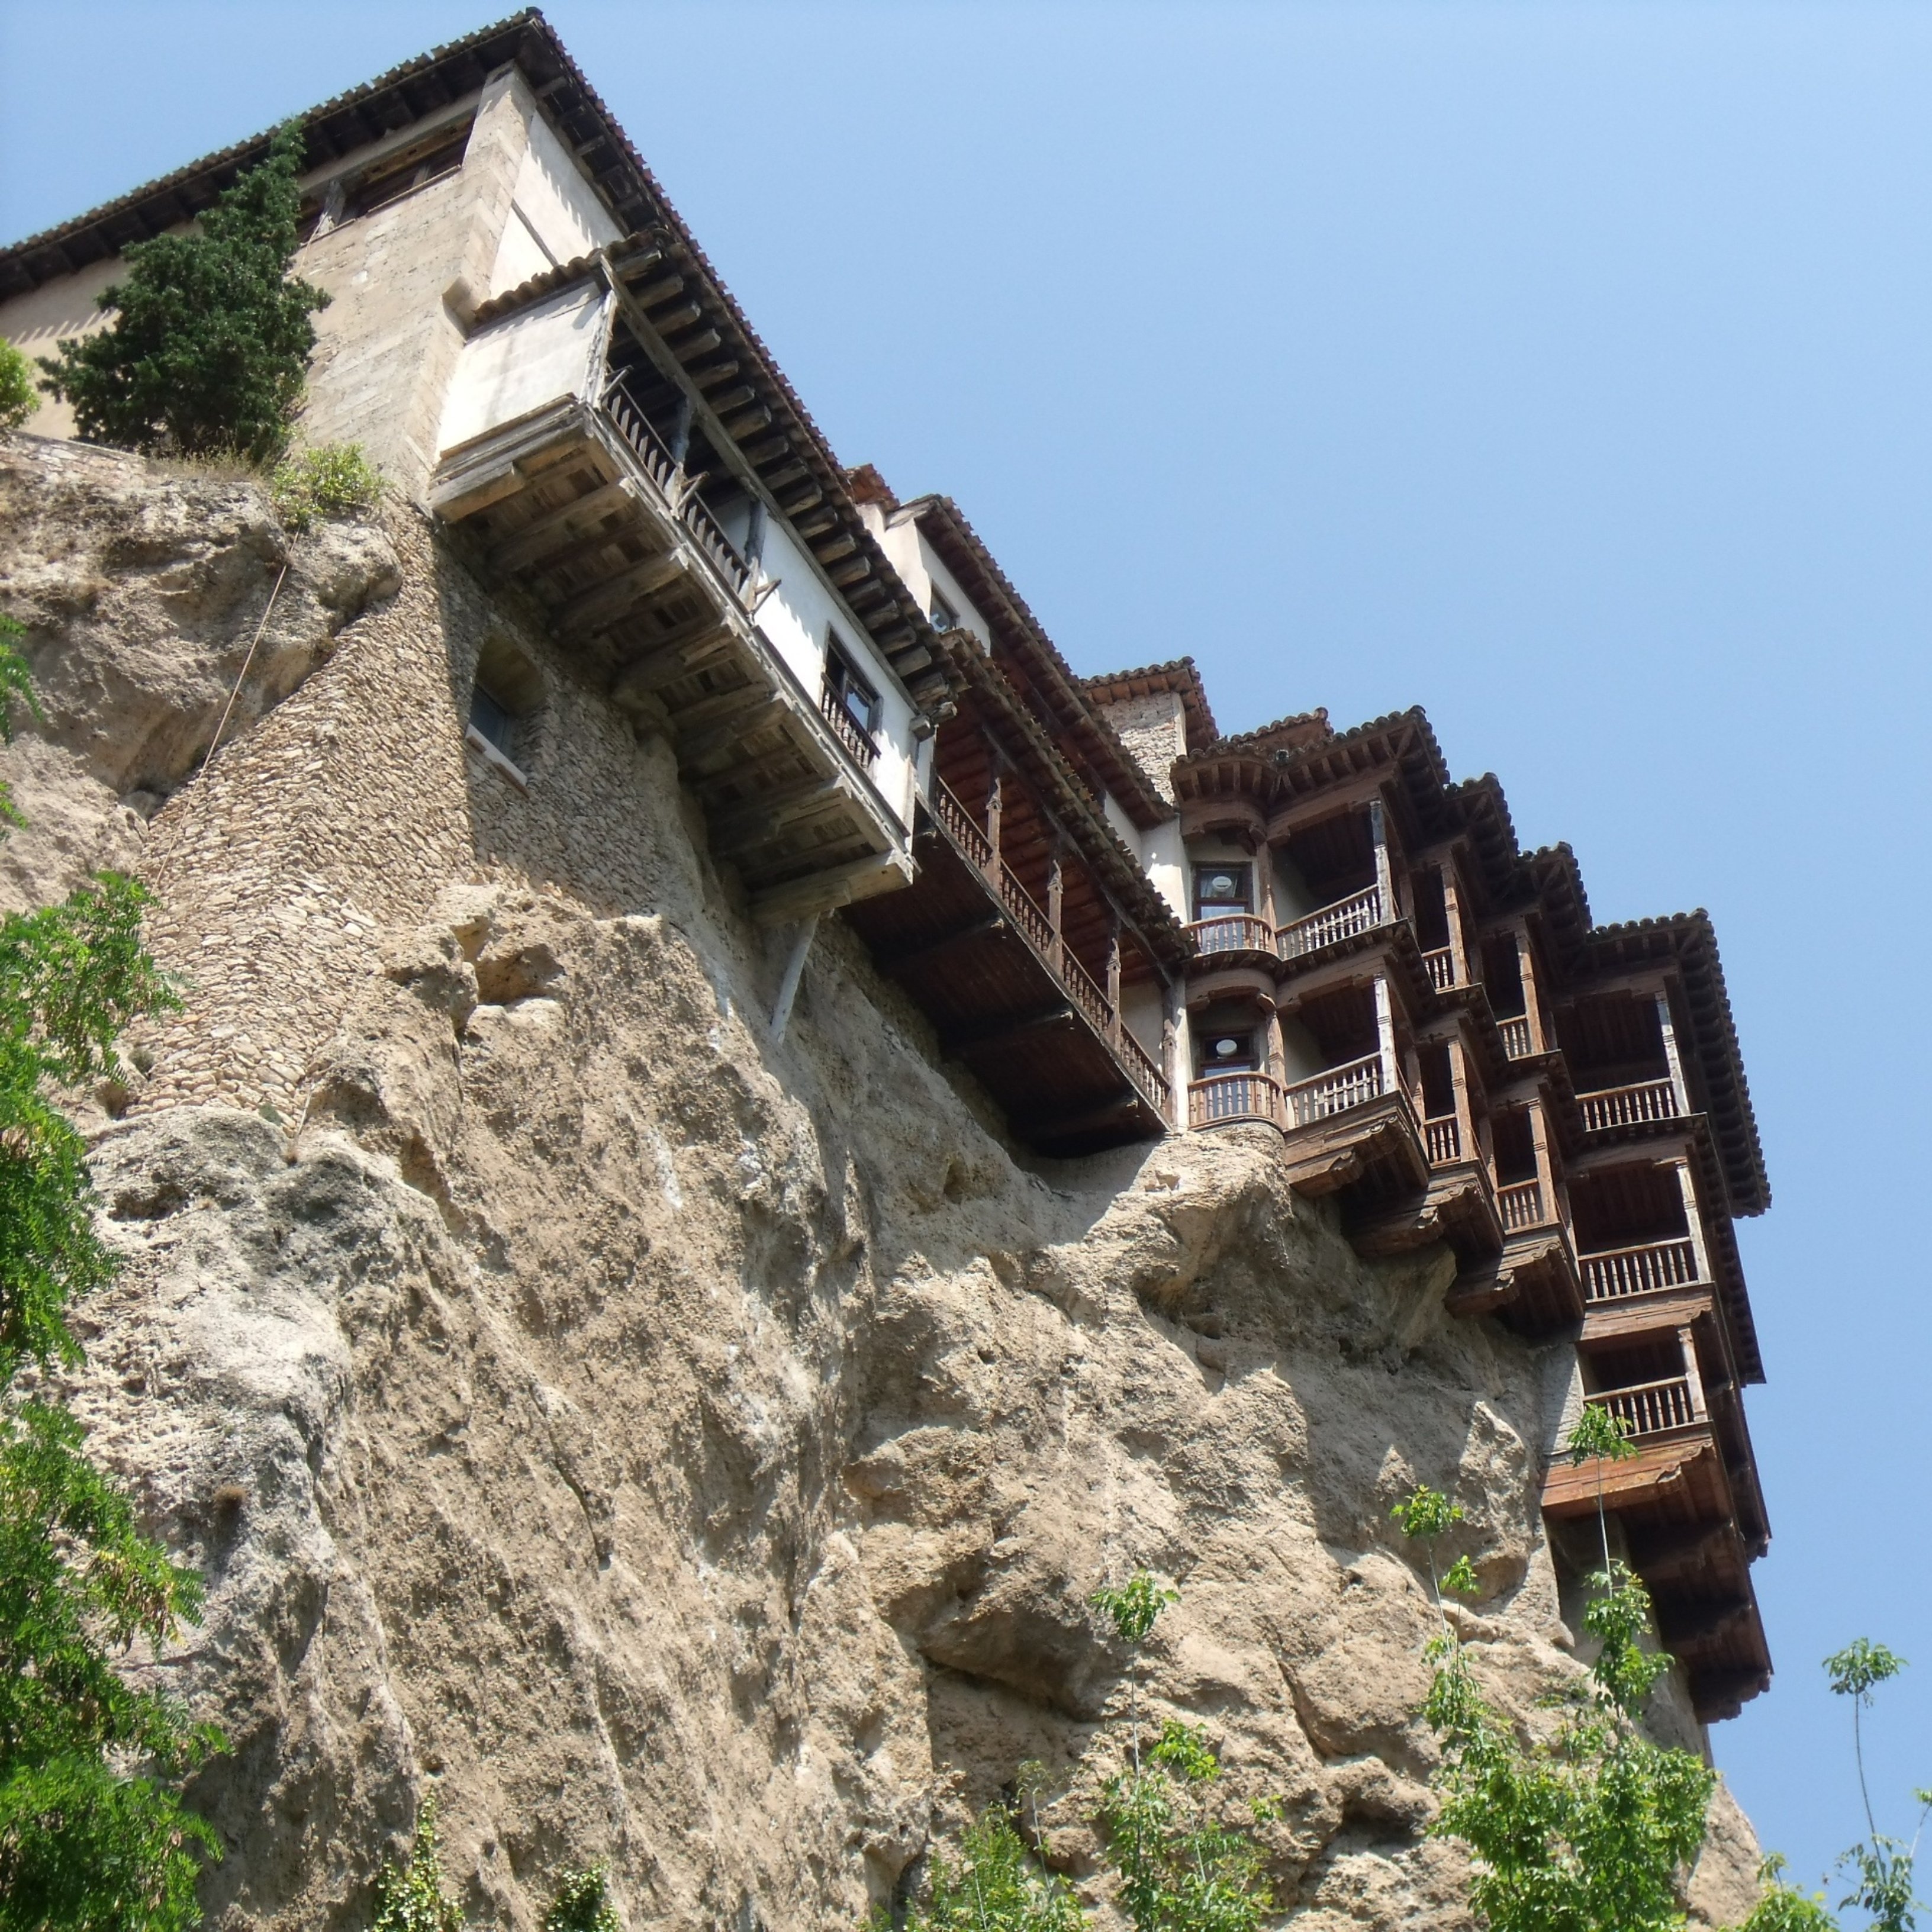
[0,435,399,912]
[1,433,1760,1931]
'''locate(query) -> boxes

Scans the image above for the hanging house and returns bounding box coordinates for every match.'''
[0,5,1775,1725]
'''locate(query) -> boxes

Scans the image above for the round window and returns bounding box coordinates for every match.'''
[1214,1037,1241,1058]
[1207,874,1237,898]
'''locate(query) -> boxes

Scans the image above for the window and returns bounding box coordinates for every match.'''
[1193,864,1252,919]
[466,634,545,783]
[825,635,880,736]
[1199,1029,1260,1075]
[929,590,958,633]
[469,682,517,756]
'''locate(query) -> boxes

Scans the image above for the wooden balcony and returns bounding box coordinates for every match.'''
[1579,1077,1682,1132]
[1278,884,1385,962]
[1497,1177,1545,1232]
[1285,1052,1384,1125]
[1425,1114,1461,1164]
[1188,913,1277,960]
[1580,1236,1701,1303]
[430,278,916,924]
[1543,1382,1770,1720]
[1497,1014,1535,1060]
[843,778,1170,1156]
[1421,946,1457,991]
[1189,1071,1281,1129]
[1592,1375,1698,1436]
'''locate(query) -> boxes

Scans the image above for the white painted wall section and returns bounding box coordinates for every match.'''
[756,519,918,827]
[487,104,623,295]
[436,282,607,455]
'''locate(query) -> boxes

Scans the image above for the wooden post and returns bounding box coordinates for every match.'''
[668,391,695,468]
[1373,974,1399,1101]
[984,765,1003,887]
[1515,928,1546,1054]
[1046,838,1065,939]
[1656,991,1690,1115]
[1105,920,1123,1036]
[1369,798,1396,925]
[1161,977,1181,1091]
[1673,1160,1714,1283]
[1442,862,1469,988]
[1678,1324,1708,1422]
[1448,1038,1476,1168]
[1255,845,1279,935]
[1527,1096,1558,1230]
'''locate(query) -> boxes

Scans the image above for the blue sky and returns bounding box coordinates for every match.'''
[4,0,1927,1905]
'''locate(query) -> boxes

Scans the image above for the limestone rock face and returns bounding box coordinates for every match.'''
[0,432,1762,1931]
[0,434,398,911]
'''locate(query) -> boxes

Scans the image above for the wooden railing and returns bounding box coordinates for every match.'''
[1188,913,1274,957]
[600,382,751,601]
[1000,871,1056,959]
[926,777,1171,1116]
[1283,1054,1383,1127]
[931,779,993,870]
[1498,1178,1544,1232]
[1277,886,1383,961]
[1189,1072,1284,1128]
[1586,1376,1698,1438]
[1580,1237,1701,1303]
[1497,1015,1534,1059]
[819,687,879,768]
[1425,1116,1461,1164]
[1422,947,1456,991]
[1578,1078,1680,1132]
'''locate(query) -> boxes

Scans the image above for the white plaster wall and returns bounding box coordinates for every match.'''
[1139,818,1189,925]
[1122,982,1165,1065]
[436,282,606,455]
[0,255,124,442]
[756,519,917,828]
[1277,1010,1327,1084]
[487,104,623,296]
[918,540,991,652]
[1270,844,1321,922]
[875,519,993,651]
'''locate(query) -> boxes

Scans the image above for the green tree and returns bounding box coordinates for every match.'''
[1396,1475,1716,1932]
[38,124,329,463]
[0,621,217,1930]
[0,614,220,1916]
[1087,1578,1279,1932]
[1097,1720,1280,1932]
[0,340,39,432]
[1821,1641,1925,1932]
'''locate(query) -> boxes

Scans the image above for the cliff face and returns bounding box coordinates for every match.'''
[0,433,1761,1932]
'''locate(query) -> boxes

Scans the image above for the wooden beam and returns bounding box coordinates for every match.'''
[749,851,907,926]
[875,913,1007,975]
[610,625,738,703]
[671,680,774,738]
[677,703,791,767]
[1029,1090,1145,1142]
[707,777,846,855]
[945,1006,1077,1056]
[555,548,691,636]
[491,479,636,572]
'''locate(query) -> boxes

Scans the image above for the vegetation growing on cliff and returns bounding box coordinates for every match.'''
[37,124,329,463]
[0,617,220,1931]
[896,1576,1279,1932]
[0,341,38,433]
